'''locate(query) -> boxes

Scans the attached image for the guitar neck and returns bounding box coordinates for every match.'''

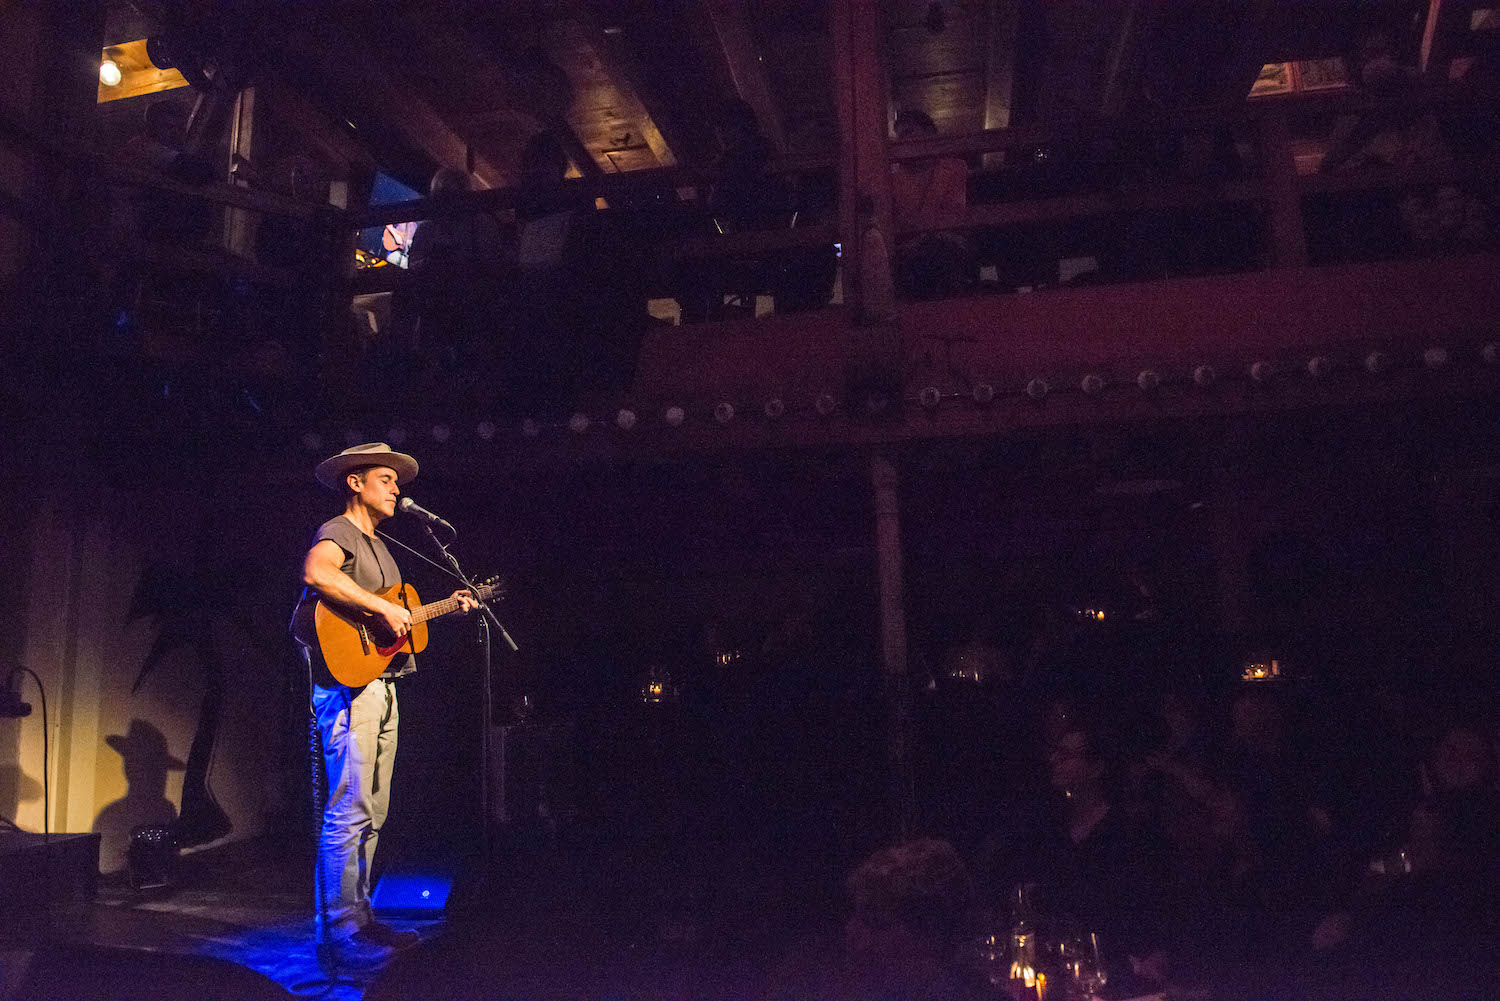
[412,587,490,624]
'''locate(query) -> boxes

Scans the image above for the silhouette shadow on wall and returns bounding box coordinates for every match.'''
[126,557,255,850]
[1,763,43,824]
[93,720,185,872]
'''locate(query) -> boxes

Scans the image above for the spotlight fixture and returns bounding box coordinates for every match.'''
[520,419,540,438]
[664,405,685,426]
[1249,361,1275,383]
[814,393,838,417]
[713,402,735,424]
[1080,373,1105,396]
[99,55,123,87]
[1482,343,1499,365]
[1192,364,1216,387]
[616,408,637,430]
[1307,356,1332,379]
[972,383,995,405]
[1136,369,1161,392]
[476,421,496,441]
[918,386,942,410]
[763,398,785,419]
[567,413,589,433]
[1364,351,1391,375]
[1423,347,1449,369]
[1025,377,1049,401]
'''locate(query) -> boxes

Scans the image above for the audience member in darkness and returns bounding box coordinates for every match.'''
[889,109,975,299]
[1126,690,1237,897]
[681,99,822,322]
[123,99,215,245]
[1313,721,1500,951]
[842,838,986,1000]
[1220,688,1340,928]
[982,706,1173,985]
[1319,25,1461,261]
[405,167,505,380]
[507,131,639,408]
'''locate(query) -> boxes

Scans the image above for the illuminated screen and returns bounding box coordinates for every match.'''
[355,172,422,269]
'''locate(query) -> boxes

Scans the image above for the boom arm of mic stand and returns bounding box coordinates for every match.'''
[419,523,519,652]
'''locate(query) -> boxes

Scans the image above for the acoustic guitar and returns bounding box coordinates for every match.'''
[312,577,502,687]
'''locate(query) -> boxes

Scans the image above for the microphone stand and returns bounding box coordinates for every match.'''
[419,521,518,890]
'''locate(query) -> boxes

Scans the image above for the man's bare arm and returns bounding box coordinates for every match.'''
[303,540,412,636]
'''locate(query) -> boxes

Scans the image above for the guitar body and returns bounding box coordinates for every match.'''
[313,583,430,688]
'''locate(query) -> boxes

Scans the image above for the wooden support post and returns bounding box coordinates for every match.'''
[871,453,914,840]
[981,0,1020,168]
[319,170,371,407]
[224,86,256,257]
[1261,112,1308,269]
[832,0,893,320]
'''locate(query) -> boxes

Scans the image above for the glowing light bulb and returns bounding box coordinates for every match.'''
[100,59,122,87]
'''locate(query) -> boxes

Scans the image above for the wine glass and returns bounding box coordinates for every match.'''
[1057,931,1107,999]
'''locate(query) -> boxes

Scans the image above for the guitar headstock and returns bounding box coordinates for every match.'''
[477,575,506,601]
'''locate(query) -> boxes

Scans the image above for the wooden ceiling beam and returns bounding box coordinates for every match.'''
[403,10,603,179]
[258,77,379,174]
[567,5,680,168]
[700,0,788,157]
[284,20,510,189]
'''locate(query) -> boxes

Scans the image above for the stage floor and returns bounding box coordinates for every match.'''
[0,829,856,1000]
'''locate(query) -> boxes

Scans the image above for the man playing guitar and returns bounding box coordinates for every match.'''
[291,442,476,954]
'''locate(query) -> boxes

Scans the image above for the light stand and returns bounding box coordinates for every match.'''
[419,521,518,886]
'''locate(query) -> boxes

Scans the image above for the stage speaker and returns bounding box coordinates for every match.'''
[370,869,453,917]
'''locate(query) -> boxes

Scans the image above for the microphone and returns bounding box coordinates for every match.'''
[398,497,456,534]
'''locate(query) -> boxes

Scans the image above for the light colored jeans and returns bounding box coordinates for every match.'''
[311,678,398,943]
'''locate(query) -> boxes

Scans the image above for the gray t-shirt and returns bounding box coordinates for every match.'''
[292,515,415,683]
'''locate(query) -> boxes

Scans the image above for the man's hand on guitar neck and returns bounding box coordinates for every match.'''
[452,589,480,615]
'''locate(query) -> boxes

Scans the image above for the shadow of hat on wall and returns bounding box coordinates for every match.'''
[105,720,187,771]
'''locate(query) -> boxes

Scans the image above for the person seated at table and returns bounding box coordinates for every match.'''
[889,109,975,300]
[842,838,989,1001]
[983,706,1176,986]
[1126,690,1238,896]
[1220,688,1341,920]
[1312,721,1500,952]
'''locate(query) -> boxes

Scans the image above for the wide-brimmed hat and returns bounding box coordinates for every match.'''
[105,720,187,770]
[315,442,419,491]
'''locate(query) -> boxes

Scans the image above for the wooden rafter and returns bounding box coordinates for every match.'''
[284,19,510,189]
[404,9,604,178]
[568,3,680,168]
[258,78,378,173]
